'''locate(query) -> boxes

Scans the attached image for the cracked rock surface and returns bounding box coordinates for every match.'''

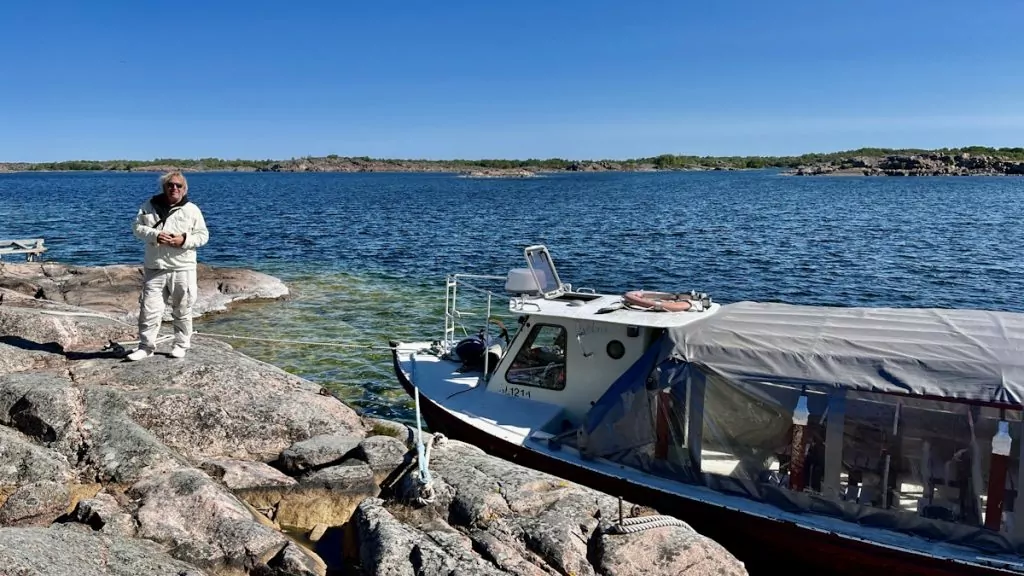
[0,267,744,576]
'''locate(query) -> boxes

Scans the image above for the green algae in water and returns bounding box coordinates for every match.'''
[194,271,514,425]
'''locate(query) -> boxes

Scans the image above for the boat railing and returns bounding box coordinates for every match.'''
[444,273,508,377]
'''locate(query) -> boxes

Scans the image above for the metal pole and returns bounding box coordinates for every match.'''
[483,291,492,379]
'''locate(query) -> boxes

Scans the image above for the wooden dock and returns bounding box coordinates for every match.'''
[0,238,47,261]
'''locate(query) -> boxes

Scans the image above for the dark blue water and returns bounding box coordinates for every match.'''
[3,171,1023,419]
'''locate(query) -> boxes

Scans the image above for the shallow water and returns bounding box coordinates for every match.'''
[2,170,1022,422]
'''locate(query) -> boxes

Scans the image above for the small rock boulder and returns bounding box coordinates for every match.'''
[201,459,297,491]
[0,481,71,527]
[277,434,363,475]
[69,492,136,537]
[593,522,748,576]
[129,466,298,574]
[353,435,410,484]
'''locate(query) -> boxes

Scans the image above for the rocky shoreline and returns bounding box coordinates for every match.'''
[0,157,748,175]
[0,263,745,576]
[457,168,538,178]
[0,262,290,323]
[786,152,1024,176]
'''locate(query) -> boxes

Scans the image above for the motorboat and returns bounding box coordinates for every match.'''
[389,245,1024,575]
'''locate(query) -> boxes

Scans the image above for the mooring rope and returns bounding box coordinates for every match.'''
[192,330,400,351]
[413,432,448,506]
[609,515,689,534]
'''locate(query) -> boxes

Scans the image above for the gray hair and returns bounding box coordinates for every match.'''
[159,171,188,192]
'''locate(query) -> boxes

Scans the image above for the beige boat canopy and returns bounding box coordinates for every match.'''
[662,301,1024,408]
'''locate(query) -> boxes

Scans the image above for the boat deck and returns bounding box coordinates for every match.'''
[398,342,565,445]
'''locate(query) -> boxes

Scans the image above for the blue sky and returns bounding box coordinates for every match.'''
[1,0,1021,161]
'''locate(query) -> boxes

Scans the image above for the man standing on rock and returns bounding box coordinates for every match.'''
[127,171,209,361]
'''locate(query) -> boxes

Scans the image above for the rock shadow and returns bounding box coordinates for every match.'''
[0,335,124,360]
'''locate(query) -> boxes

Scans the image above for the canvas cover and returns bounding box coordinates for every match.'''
[663,301,1024,408]
[577,301,1024,557]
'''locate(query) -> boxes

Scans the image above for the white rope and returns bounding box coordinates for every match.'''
[193,330,398,350]
[609,515,689,534]
[5,307,133,326]
[412,433,448,506]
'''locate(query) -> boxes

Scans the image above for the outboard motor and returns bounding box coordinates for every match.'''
[454,334,504,373]
[452,319,509,374]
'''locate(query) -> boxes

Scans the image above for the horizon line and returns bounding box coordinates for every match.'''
[2,144,1023,165]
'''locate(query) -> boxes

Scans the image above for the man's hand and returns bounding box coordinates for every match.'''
[157,233,185,247]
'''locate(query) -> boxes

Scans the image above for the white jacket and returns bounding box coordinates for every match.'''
[132,196,209,270]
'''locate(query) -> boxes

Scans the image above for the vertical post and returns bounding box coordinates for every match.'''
[1015,420,1024,539]
[922,440,934,504]
[986,420,1012,530]
[450,278,459,350]
[483,292,492,380]
[686,371,705,477]
[789,394,810,492]
[823,389,846,499]
[655,391,671,460]
[443,275,451,349]
[880,401,901,509]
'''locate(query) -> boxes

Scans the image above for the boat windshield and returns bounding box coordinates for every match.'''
[505,324,567,390]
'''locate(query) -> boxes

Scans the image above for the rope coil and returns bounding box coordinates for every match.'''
[609,515,689,534]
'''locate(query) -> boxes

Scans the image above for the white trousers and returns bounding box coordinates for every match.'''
[138,268,197,351]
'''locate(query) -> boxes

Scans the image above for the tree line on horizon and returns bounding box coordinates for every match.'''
[7,146,1024,172]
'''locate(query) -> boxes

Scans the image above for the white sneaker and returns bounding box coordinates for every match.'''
[126,348,153,361]
[169,346,187,359]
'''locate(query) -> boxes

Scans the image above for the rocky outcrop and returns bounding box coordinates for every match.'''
[458,169,537,178]
[0,283,744,576]
[787,153,1024,176]
[353,440,747,576]
[0,526,209,576]
[0,262,289,322]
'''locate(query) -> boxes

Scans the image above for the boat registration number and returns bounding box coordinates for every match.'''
[501,386,532,399]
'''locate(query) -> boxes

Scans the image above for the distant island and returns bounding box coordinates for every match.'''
[1,146,1022,176]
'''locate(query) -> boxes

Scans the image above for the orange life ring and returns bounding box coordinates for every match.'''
[623,291,694,312]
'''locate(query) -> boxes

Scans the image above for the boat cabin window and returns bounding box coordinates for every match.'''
[505,324,567,390]
[695,375,1024,552]
[698,375,832,497]
[839,392,1020,533]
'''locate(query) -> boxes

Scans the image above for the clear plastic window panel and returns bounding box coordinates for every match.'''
[840,392,1021,533]
[699,374,830,497]
[504,324,567,390]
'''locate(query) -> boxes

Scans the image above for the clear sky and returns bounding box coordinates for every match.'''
[1,0,1021,161]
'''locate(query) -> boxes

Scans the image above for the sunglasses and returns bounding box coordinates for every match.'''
[165,182,185,189]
